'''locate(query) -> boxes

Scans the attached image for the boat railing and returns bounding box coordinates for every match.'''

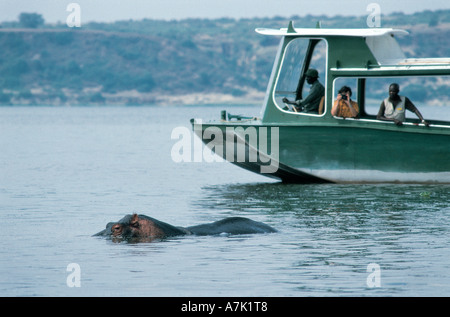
[332,116,450,129]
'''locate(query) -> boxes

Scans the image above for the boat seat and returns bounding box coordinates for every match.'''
[318,96,325,115]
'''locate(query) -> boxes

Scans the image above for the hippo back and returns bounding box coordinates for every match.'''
[137,214,190,237]
[186,217,277,236]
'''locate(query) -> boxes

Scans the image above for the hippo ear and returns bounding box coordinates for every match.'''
[131,214,139,222]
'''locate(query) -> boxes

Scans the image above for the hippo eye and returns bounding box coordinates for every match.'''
[131,222,140,228]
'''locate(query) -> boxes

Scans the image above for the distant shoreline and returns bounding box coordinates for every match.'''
[1,11,449,107]
[0,89,265,106]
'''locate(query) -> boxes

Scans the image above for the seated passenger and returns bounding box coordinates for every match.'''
[282,68,324,113]
[377,83,429,126]
[331,86,359,118]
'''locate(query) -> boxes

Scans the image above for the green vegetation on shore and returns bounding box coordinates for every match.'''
[0,10,449,105]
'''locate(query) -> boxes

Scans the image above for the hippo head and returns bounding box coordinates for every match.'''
[93,214,189,242]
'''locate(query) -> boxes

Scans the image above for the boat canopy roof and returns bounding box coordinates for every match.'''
[255,22,450,67]
[255,26,409,37]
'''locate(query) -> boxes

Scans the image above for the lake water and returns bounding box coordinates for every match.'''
[0,104,449,297]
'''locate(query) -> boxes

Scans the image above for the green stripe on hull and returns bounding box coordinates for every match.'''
[193,120,450,183]
[278,125,449,174]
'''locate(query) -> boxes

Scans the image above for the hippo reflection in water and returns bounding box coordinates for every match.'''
[94,214,277,242]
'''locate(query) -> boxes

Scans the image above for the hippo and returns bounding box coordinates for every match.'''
[94,214,277,242]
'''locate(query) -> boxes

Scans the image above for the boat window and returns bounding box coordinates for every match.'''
[332,78,359,118]
[364,76,449,121]
[274,38,327,115]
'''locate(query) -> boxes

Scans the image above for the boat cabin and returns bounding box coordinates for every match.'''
[257,22,450,126]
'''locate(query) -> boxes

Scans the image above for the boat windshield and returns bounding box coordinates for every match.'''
[274,38,327,115]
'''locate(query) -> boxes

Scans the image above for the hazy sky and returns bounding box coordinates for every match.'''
[1,0,449,23]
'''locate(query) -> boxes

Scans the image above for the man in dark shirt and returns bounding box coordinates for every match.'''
[282,68,325,113]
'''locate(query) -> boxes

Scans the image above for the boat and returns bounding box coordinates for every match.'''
[190,22,450,184]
